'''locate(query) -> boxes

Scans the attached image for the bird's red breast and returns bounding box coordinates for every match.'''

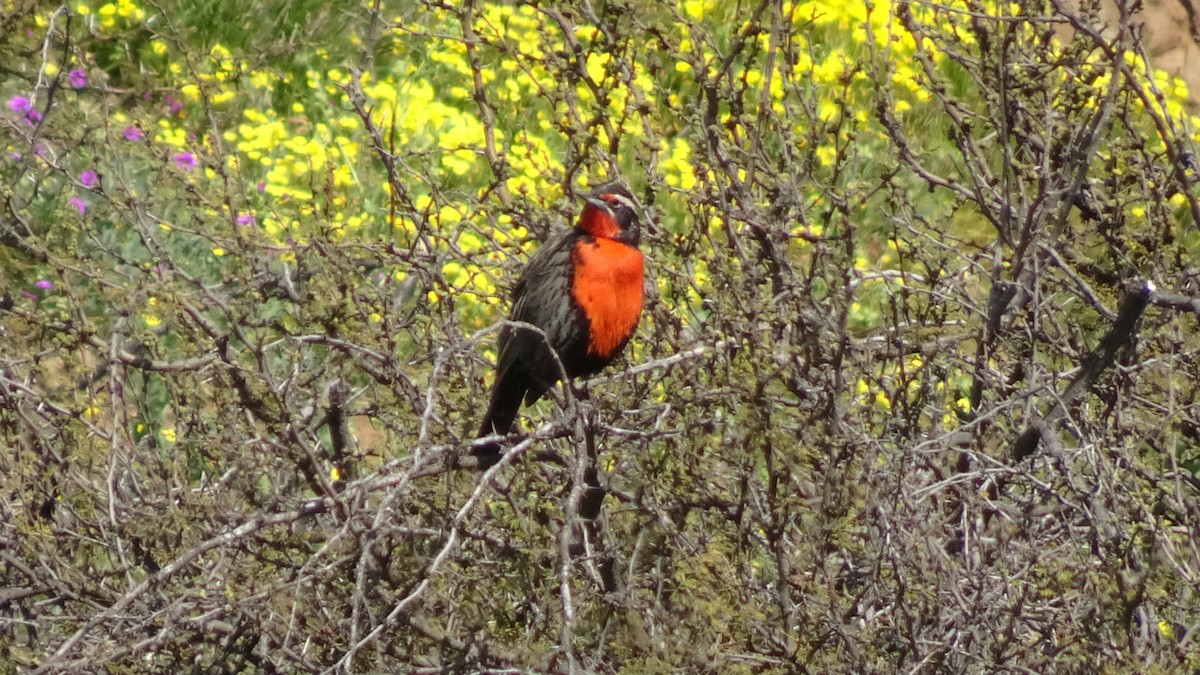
[571,236,644,359]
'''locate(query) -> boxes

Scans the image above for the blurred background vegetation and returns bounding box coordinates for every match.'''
[3,0,1200,671]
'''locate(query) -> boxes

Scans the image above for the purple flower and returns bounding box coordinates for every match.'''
[80,169,98,187]
[35,280,53,290]
[173,152,195,171]
[256,181,265,192]
[236,213,255,225]
[165,94,182,115]
[68,69,87,89]
[122,126,143,141]
[69,197,87,213]
[19,290,37,301]
[8,95,41,125]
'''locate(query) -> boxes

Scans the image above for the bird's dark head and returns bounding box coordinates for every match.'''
[578,183,641,246]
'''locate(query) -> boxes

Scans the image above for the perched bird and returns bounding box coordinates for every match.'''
[473,183,646,469]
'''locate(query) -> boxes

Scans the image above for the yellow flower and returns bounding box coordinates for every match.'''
[249,71,275,90]
[874,391,891,409]
[683,0,708,20]
[116,0,143,19]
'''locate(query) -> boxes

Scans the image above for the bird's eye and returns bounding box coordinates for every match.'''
[602,193,632,211]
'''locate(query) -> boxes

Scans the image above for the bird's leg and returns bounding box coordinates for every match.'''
[567,379,596,426]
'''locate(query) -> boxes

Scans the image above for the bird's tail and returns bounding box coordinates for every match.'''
[471,382,524,470]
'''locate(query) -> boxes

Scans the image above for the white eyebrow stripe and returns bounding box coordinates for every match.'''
[603,193,637,211]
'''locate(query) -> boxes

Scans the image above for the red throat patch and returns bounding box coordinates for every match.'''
[579,202,621,239]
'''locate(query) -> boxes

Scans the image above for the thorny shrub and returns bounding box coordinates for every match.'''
[2,0,1200,671]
